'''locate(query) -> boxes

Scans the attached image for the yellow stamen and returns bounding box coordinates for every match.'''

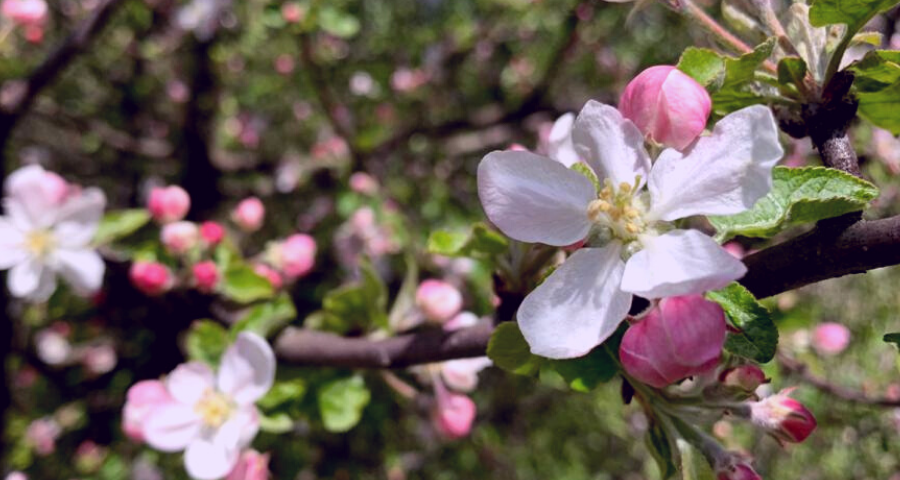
[24,231,55,258]
[194,390,232,428]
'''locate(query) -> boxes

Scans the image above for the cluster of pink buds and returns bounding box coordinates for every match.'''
[148,185,190,224]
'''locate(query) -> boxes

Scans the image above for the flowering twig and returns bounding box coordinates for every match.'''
[777,353,900,407]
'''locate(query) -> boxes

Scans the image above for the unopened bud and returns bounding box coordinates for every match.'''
[619,65,712,150]
[416,279,463,324]
[619,295,726,388]
[148,186,190,224]
[720,365,768,392]
[749,388,817,443]
[232,197,265,232]
[269,234,316,279]
[160,221,199,255]
[253,263,283,290]
[129,261,174,296]
[199,221,225,246]
[192,261,219,293]
[349,172,379,195]
[432,384,476,440]
[811,322,850,356]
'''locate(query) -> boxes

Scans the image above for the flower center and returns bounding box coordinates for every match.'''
[24,230,56,259]
[586,177,648,242]
[194,390,233,428]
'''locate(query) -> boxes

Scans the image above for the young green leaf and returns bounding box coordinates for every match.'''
[849,50,900,92]
[709,166,880,242]
[547,346,619,392]
[317,376,371,433]
[221,263,275,304]
[777,57,809,90]
[185,320,229,367]
[92,209,151,246]
[678,439,716,480]
[427,222,509,260]
[486,322,544,375]
[858,81,900,134]
[707,283,778,363]
[646,420,678,479]
[677,48,726,89]
[809,0,899,31]
[320,260,388,332]
[231,293,297,338]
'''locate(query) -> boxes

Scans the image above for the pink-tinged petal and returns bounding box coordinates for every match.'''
[217,332,276,406]
[143,403,202,452]
[123,380,174,442]
[659,295,726,368]
[477,150,594,246]
[184,435,240,480]
[8,258,53,301]
[0,218,27,269]
[167,362,216,406]
[52,248,104,297]
[571,100,651,186]
[621,230,746,299]
[432,389,476,440]
[547,113,580,167]
[4,165,57,228]
[441,357,492,392]
[53,188,106,248]
[518,246,632,359]
[647,105,783,221]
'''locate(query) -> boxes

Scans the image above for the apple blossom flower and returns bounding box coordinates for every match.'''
[349,172,379,195]
[161,221,200,255]
[478,101,782,358]
[225,450,270,480]
[200,221,226,246]
[544,112,580,167]
[193,261,220,293]
[232,197,265,232]
[811,322,851,356]
[253,263,283,290]
[416,279,463,324]
[148,186,190,224]
[130,261,174,296]
[0,165,106,301]
[25,417,61,456]
[123,380,174,442]
[749,388,817,443]
[80,343,117,376]
[619,295,726,388]
[281,2,303,23]
[266,234,316,280]
[35,327,72,365]
[141,332,275,480]
[619,65,712,150]
[431,379,476,439]
[1,0,46,25]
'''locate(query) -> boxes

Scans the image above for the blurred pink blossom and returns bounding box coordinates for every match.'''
[25,417,61,456]
[254,263,283,290]
[148,185,190,224]
[349,172,379,195]
[1,0,46,25]
[281,2,303,23]
[199,221,225,246]
[811,322,851,356]
[270,234,316,279]
[193,260,219,293]
[80,344,117,376]
[416,279,463,324]
[431,381,476,439]
[226,450,271,480]
[232,197,265,232]
[129,261,174,296]
[160,221,199,255]
[391,67,429,93]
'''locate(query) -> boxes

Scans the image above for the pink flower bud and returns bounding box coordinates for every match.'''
[160,221,199,255]
[232,197,265,232]
[273,234,316,279]
[811,322,850,356]
[5,472,28,480]
[129,261,173,296]
[619,65,712,150]
[720,365,767,392]
[42,171,69,205]
[349,172,379,195]
[619,295,726,388]
[199,221,225,246]
[416,279,463,324]
[147,186,190,224]
[1,0,46,25]
[716,462,762,480]
[723,242,745,259]
[281,2,303,23]
[81,344,117,376]
[226,450,271,480]
[749,388,817,443]
[193,261,219,293]
[253,263,283,290]
[432,383,476,439]
[25,417,60,456]
[123,380,173,442]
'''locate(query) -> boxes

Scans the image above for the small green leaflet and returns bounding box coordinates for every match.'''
[486,322,543,376]
[706,283,778,363]
[185,320,229,367]
[92,209,151,246]
[317,375,371,433]
[678,439,716,480]
[646,420,678,479]
[709,166,879,242]
[318,260,388,332]
[809,0,899,31]
[427,222,509,260]
[678,47,726,89]
[220,263,275,304]
[231,293,297,338]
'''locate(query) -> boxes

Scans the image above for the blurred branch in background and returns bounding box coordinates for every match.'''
[777,353,900,407]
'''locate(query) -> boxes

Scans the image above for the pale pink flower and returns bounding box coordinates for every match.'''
[811,322,851,356]
[25,417,61,456]
[431,381,476,439]
[80,344,117,375]
[148,186,190,224]
[720,365,767,392]
[226,450,270,480]
[161,221,200,255]
[232,197,265,232]
[349,172,379,195]
[253,263,282,290]
[1,0,46,25]
[123,380,174,442]
[440,312,492,392]
[281,2,303,23]
[268,234,316,279]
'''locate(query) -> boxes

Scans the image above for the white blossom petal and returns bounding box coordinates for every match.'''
[167,362,216,406]
[0,217,27,269]
[441,357,492,392]
[547,113,580,167]
[477,150,594,246]
[620,229,747,298]
[8,259,50,300]
[53,248,104,296]
[183,436,238,480]
[4,165,57,229]
[572,100,651,186]
[217,332,275,406]
[518,246,632,359]
[647,105,783,221]
[53,188,106,248]
[143,403,202,453]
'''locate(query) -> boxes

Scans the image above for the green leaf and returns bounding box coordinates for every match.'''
[809,0,899,30]
[258,412,294,434]
[678,47,726,89]
[486,322,544,375]
[258,379,307,410]
[848,50,900,92]
[320,261,388,332]
[709,166,880,242]
[548,346,619,392]
[427,222,509,260]
[884,333,900,349]
[678,440,716,480]
[646,420,678,479]
[722,38,777,87]
[777,57,809,89]
[232,293,297,338]
[185,320,229,366]
[387,253,419,332]
[220,263,275,304]
[706,283,778,363]
[858,80,900,134]
[93,209,151,245]
[317,7,360,38]
[317,376,371,432]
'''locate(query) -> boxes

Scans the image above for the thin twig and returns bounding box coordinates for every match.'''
[777,353,900,407]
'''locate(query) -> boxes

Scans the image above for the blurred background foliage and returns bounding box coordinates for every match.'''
[2,0,900,479]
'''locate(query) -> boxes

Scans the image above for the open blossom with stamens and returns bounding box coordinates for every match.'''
[0,165,106,301]
[478,101,782,358]
[141,332,275,480]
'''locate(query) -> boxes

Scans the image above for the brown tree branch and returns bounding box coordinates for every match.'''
[777,353,900,407]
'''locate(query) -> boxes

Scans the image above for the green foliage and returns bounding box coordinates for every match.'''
[92,209,151,246]
[221,263,275,304]
[427,222,509,261]
[317,7,361,38]
[850,50,900,134]
[232,293,297,338]
[487,322,543,375]
[809,0,900,30]
[709,166,879,242]
[646,420,677,479]
[259,412,295,434]
[678,440,716,480]
[548,347,619,393]
[707,283,778,363]
[258,379,308,410]
[884,333,900,349]
[778,57,809,92]
[317,375,372,433]
[678,47,726,89]
[311,261,388,333]
[185,320,229,366]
